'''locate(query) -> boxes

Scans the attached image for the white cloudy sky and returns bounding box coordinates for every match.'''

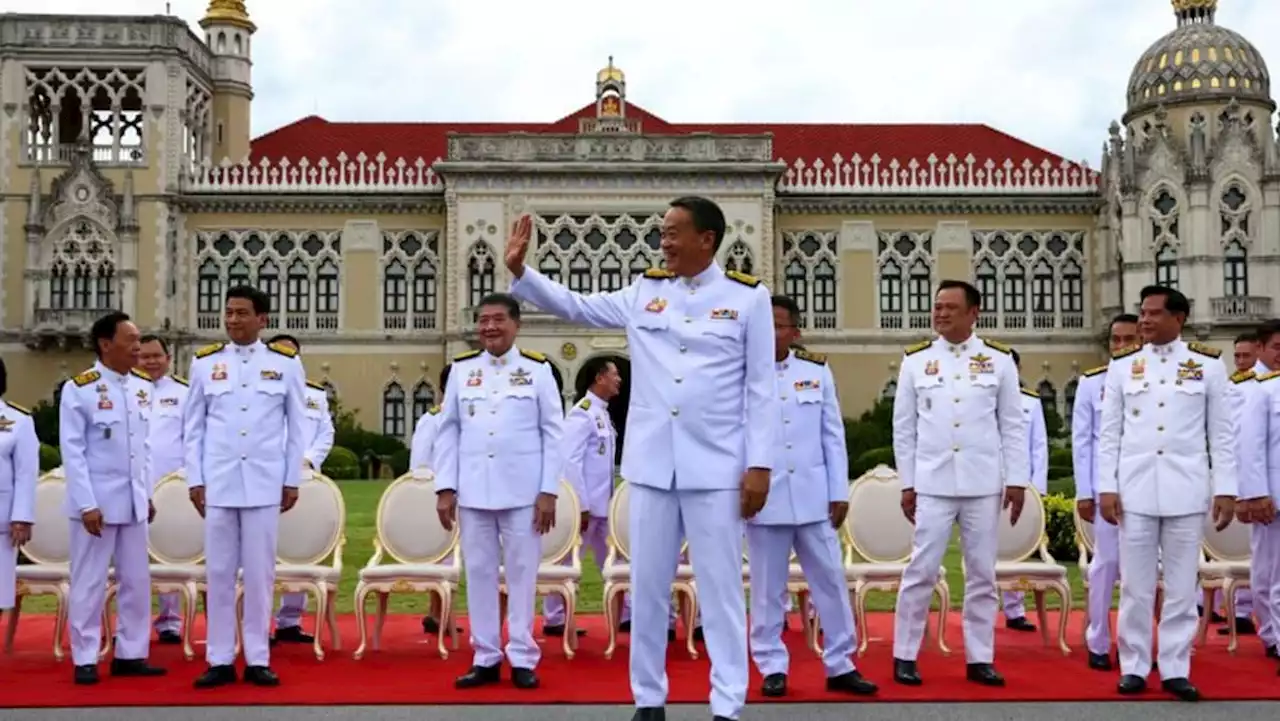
[21,0,1280,165]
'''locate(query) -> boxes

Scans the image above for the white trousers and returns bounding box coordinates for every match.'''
[1117,512,1202,680]
[205,505,280,667]
[459,505,541,670]
[1002,591,1028,619]
[545,515,630,625]
[746,521,855,677]
[1252,522,1280,648]
[69,520,151,666]
[1085,516,1121,655]
[893,493,1001,664]
[274,593,308,629]
[629,485,745,720]
[0,532,15,610]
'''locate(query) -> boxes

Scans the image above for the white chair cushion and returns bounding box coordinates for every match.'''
[359,564,461,582]
[16,565,69,582]
[498,566,582,583]
[1200,560,1250,579]
[602,563,695,582]
[275,564,341,583]
[150,564,205,581]
[995,561,1067,579]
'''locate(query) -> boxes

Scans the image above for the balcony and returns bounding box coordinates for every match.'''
[22,308,114,350]
[1209,296,1272,325]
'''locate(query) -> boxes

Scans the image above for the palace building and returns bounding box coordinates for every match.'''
[0,0,1276,441]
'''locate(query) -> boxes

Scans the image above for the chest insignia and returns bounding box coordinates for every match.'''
[135,389,149,406]
[710,308,739,321]
[794,379,820,391]
[98,396,114,411]
[160,396,179,407]
[1177,358,1204,382]
[596,416,605,430]
[306,397,320,410]
[924,359,940,376]
[1130,358,1146,380]
[260,369,283,381]
[0,416,13,432]
[644,297,668,314]
[466,369,483,387]
[95,383,108,393]
[968,353,994,375]
[510,368,533,386]
[211,363,228,381]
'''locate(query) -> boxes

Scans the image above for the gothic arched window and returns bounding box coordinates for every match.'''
[1223,240,1248,297]
[411,381,435,421]
[382,382,406,438]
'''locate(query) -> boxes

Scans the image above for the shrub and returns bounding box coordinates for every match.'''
[322,446,361,480]
[851,446,895,478]
[1042,492,1079,563]
[1047,462,1073,480]
[38,444,61,472]
[1048,446,1073,469]
[1046,475,1076,499]
[844,420,889,461]
[389,447,410,477]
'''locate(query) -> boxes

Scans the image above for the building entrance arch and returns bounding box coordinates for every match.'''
[573,354,631,465]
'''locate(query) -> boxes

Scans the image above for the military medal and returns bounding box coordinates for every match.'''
[98,397,113,411]
[211,363,228,381]
[924,360,940,376]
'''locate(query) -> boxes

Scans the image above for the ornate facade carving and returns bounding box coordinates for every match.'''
[445,133,774,164]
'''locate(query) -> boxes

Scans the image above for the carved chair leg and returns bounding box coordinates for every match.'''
[352,583,371,660]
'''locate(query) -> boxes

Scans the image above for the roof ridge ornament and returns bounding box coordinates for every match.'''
[1172,0,1216,26]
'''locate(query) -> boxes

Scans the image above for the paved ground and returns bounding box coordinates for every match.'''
[6,703,1279,721]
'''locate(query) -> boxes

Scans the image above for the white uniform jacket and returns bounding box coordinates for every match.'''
[560,391,616,518]
[510,263,778,492]
[1237,369,1279,503]
[1096,340,1237,516]
[183,340,307,508]
[891,335,1028,497]
[1022,387,1049,495]
[433,347,563,510]
[1070,367,1107,501]
[410,407,443,481]
[302,381,335,470]
[59,364,153,524]
[0,400,39,527]
[147,374,189,486]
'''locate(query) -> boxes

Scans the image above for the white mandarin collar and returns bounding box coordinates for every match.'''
[1150,338,1183,357]
[232,340,264,356]
[776,349,796,372]
[486,346,518,368]
[586,389,608,410]
[96,360,128,384]
[680,262,724,291]
[941,334,977,354]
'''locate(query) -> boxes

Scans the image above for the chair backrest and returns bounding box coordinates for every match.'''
[1202,513,1251,562]
[844,464,914,563]
[997,487,1046,563]
[376,473,457,565]
[276,472,345,565]
[20,469,70,565]
[148,470,206,565]
[1073,505,1096,557]
[540,479,581,564]
[608,481,631,561]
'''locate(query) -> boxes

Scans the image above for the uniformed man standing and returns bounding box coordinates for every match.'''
[265,334,335,646]
[1000,348,1047,633]
[60,312,165,684]
[433,293,563,691]
[506,196,779,721]
[1238,319,1280,660]
[185,286,306,689]
[747,295,876,699]
[139,334,193,645]
[891,280,1027,688]
[543,356,629,636]
[1074,313,1140,671]
[409,363,455,635]
[1097,285,1237,701]
[0,358,39,628]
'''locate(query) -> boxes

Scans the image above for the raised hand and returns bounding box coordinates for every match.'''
[505,214,533,277]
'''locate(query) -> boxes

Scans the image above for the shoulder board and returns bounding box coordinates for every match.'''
[1111,344,1141,360]
[794,349,827,365]
[642,268,675,280]
[1230,370,1256,384]
[170,375,189,387]
[453,349,482,362]
[904,340,931,356]
[725,270,761,287]
[984,339,1012,355]
[427,405,441,416]
[72,369,101,387]
[519,348,548,363]
[267,342,297,358]
[1082,365,1107,378]
[194,342,225,359]
[1021,387,1039,398]
[5,402,31,416]
[1258,370,1280,383]
[1188,341,1221,359]
[578,398,592,410]
[306,380,325,391]
[130,368,152,382]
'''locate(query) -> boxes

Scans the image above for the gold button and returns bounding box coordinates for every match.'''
[788,467,795,473]
[241,406,248,411]
[240,455,247,460]
[784,419,791,424]
[1157,426,1164,432]
[1159,379,1165,385]
[685,317,692,323]
[488,431,495,436]
[240,430,247,436]
[1157,450,1164,455]
[675,377,683,383]
[679,345,687,353]
[1158,402,1165,408]
[241,383,248,388]
[954,398,960,403]
[779,395,786,401]
[785,443,792,449]
[671,408,679,416]
[953,422,960,427]
[953,445,960,452]
[488,452,494,458]
[954,374,961,380]
[1161,358,1167,363]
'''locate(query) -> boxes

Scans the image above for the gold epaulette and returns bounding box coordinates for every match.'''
[1188,341,1221,359]
[1021,387,1039,398]
[306,379,325,391]
[171,375,189,387]
[454,349,482,362]
[519,348,548,363]
[72,369,101,387]
[1258,370,1280,383]
[643,268,675,280]
[267,342,298,358]
[984,339,1012,355]
[1112,344,1141,360]
[5,402,30,415]
[1082,365,1107,378]
[427,405,441,416]
[578,398,592,410]
[194,342,226,359]
[725,270,761,287]
[1230,370,1256,384]
[794,349,827,365]
[130,368,152,382]
[904,340,931,356]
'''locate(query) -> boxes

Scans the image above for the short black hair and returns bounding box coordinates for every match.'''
[937,279,981,309]
[1010,348,1021,368]
[1139,285,1191,318]
[581,356,617,388]
[771,294,801,326]
[1256,319,1280,346]
[1235,332,1259,345]
[439,363,452,392]
[476,293,521,322]
[226,285,271,315]
[1109,313,1139,334]
[139,334,170,355]
[0,356,7,397]
[669,196,727,251]
[90,311,132,358]
[267,333,300,350]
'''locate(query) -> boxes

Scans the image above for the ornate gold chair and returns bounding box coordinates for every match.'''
[6,469,75,660]
[1196,512,1252,653]
[353,472,460,660]
[993,487,1071,655]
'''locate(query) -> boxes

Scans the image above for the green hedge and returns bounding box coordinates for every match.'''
[322,446,361,480]
[1043,491,1079,562]
[852,446,894,478]
[38,444,61,471]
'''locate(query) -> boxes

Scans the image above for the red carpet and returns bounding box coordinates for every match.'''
[1,611,1277,707]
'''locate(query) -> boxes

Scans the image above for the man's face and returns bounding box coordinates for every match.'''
[596,362,623,400]
[772,306,800,356]
[1234,341,1259,372]
[137,339,171,379]
[224,297,265,344]
[660,206,713,277]
[1138,294,1180,343]
[1256,335,1280,370]
[476,302,518,355]
[932,287,977,337]
[100,320,141,369]
[1109,321,1140,353]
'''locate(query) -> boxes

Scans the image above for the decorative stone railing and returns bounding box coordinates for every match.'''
[183,153,445,193]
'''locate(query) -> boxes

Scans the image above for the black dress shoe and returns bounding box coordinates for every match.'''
[827,670,878,695]
[243,666,280,686]
[630,708,664,721]
[455,664,501,689]
[1161,677,1199,702]
[423,616,439,634]
[692,626,704,642]
[110,658,167,677]
[893,658,922,685]
[511,667,539,689]
[761,672,787,697]
[270,626,314,645]
[966,663,1005,686]
[1266,645,1278,659]
[193,664,238,689]
[1117,674,1146,695]
[1218,618,1257,636]
[619,620,632,633]
[157,630,182,645]
[73,664,99,685]
[1087,652,1112,671]
[542,624,586,638]
[667,628,677,641]
[1005,616,1037,632]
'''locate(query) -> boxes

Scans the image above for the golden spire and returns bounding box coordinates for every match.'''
[1171,0,1216,24]
[597,56,624,85]
[200,0,256,33]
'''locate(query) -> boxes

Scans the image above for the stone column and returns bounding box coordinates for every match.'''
[838,220,877,329]
[340,219,382,331]
[933,220,972,282]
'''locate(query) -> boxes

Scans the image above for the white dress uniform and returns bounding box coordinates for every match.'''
[544,391,630,627]
[275,380,336,631]
[1096,340,1236,681]
[891,335,1028,664]
[1239,367,1280,654]
[1002,387,1048,620]
[59,364,154,666]
[0,399,39,610]
[1071,365,1120,657]
[149,374,191,635]
[410,407,443,479]
[184,340,306,669]
[432,346,563,671]
[746,349,855,678]
[511,263,778,719]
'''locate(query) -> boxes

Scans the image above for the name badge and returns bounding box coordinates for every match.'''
[710,308,738,320]
[261,370,282,381]
[0,417,13,433]
[510,369,533,386]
